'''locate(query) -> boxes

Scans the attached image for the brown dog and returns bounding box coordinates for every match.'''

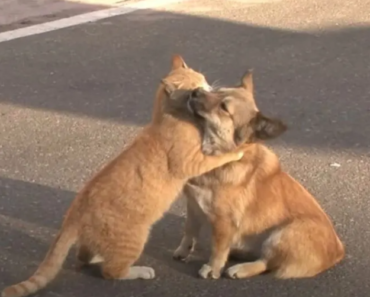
[173,70,345,280]
[1,57,244,297]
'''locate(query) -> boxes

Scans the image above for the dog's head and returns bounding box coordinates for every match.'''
[187,70,287,154]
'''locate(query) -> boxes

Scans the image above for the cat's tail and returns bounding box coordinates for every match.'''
[2,224,78,297]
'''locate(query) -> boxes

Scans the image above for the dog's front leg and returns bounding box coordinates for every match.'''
[199,219,234,279]
[173,194,205,261]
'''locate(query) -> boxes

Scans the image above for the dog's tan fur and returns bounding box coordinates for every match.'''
[2,56,244,297]
[174,71,345,280]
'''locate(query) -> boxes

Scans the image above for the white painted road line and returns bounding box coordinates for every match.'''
[0,0,186,43]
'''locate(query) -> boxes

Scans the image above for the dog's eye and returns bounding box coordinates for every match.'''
[220,102,229,113]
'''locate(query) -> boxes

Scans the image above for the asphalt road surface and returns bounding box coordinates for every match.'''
[0,0,369,296]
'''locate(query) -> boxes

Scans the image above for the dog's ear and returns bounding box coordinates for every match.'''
[252,112,287,140]
[234,124,253,146]
[171,54,188,70]
[240,69,254,93]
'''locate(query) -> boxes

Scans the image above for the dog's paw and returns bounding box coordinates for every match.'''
[198,264,220,279]
[173,246,191,262]
[225,265,242,279]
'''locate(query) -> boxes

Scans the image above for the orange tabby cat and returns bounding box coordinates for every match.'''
[2,56,244,297]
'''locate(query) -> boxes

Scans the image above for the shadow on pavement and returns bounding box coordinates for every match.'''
[0,9,369,152]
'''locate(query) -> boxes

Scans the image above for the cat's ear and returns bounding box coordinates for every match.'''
[171,54,188,70]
